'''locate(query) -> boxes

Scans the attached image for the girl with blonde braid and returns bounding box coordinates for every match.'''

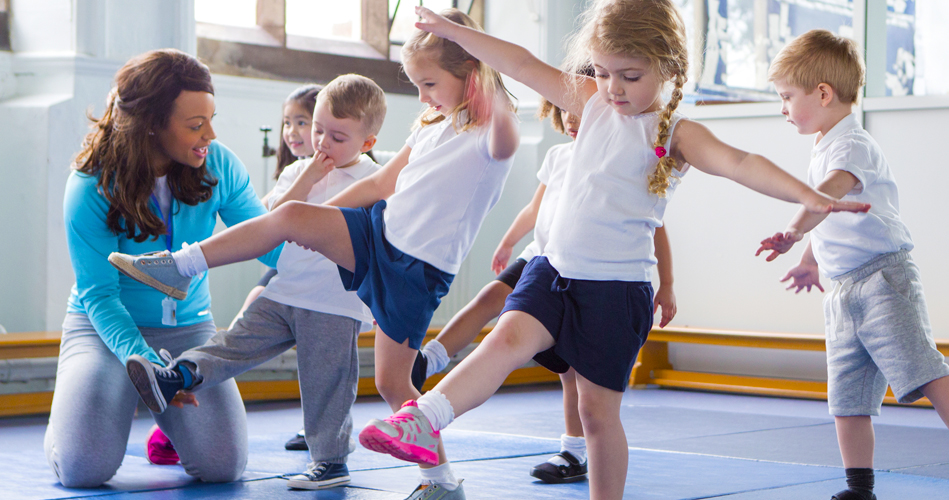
[357,1,870,499]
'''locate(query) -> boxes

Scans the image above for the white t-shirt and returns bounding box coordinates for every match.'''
[544,93,687,281]
[517,142,573,262]
[260,155,378,330]
[383,117,515,274]
[808,113,913,278]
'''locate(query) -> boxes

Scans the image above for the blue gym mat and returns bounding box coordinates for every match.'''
[3,386,948,499]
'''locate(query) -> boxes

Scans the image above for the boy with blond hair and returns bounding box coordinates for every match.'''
[117,74,387,490]
[756,29,949,500]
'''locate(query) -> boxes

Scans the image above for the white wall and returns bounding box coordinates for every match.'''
[2,0,947,385]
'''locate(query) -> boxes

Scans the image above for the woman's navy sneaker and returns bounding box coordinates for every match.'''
[286,462,350,489]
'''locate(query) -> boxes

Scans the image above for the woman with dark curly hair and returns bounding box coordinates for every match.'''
[45,48,280,487]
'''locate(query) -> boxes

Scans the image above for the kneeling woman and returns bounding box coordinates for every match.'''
[46,49,280,487]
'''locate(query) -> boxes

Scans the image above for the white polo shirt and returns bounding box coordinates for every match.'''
[260,155,378,330]
[808,113,913,278]
[544,93,687,281]
[518,142,573,262]
[383,116,515,274]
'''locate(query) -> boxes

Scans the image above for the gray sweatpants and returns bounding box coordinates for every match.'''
[180,297,360,464]
[45,314,248,488]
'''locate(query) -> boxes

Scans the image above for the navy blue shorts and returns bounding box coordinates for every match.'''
[501,257,654,392]
[337,200,454,349]
[494,258,529,289]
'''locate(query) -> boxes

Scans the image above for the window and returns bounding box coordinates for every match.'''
[884,0,949,96]
[195,0,483,95]
[683,0,855,103]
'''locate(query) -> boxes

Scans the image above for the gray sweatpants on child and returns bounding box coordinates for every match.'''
[179,296,360,464]
[46,314,248,488]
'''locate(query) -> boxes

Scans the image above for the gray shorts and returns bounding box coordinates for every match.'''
[824,250,949,416]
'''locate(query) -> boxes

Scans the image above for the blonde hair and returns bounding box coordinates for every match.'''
[401,8,514,132]
[538,66,594,135]
[317,74,387,136]
[564,0,689,196]
[768,29,865,105]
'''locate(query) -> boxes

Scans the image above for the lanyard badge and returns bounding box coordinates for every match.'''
[152,194,177,325]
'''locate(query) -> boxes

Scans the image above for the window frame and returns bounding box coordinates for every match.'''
[196,0,484,95]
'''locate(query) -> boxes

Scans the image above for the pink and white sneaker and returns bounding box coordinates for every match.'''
[358,400,440,466]
[145,424,179,465]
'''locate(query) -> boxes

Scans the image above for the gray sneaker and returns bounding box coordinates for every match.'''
[109,251,191,300]
[405,480,465,500]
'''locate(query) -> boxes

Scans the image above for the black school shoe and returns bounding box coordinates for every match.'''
[530,451,588,483]
[832,489,877,500]
[284,429,307,450]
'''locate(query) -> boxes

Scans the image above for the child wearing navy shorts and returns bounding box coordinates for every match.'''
[357,4,870,500]
[108,9,518,500]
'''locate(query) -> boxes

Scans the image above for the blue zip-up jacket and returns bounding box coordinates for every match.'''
[64,141,281,364]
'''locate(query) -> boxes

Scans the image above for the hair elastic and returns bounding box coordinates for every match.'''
[655,146,667,158]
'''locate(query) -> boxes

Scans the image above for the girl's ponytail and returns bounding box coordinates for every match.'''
[649,70,686,196]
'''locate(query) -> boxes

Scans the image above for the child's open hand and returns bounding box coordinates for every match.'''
[414,6,458,40]
[755,231,802,261]
[491,244,513,276]
[654,285,677,328]
[169,390,198,409]
[779,262,824,294]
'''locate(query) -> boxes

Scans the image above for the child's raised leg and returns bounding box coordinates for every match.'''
[575,373,626,500]
[420,280,512,380]
[199,202,356,271]
[373,329,452,481]
[430,311,555,414]
[360,311,555,465]
[109,202,356,299]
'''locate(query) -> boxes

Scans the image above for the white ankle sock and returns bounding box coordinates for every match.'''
[416,390,454,432]
[419,462,459,490]
[560,434,587,464]
[422,340,450,377]
[172,242,208,277]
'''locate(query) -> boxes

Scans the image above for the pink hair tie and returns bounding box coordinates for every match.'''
[655,146,667,158]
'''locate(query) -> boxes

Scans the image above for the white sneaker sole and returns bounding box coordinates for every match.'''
[286,475,351,490]
[109,253,188,300]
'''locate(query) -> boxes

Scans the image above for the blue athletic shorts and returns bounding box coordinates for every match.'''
[501,256,654,391]
[337,200,454,349]
[494,258,529,289]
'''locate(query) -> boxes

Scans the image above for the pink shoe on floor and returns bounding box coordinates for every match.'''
[145,424,179,465]
[358,400,440,466]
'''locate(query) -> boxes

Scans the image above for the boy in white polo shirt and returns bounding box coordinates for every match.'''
[123,74,386,490]
[756,29,949,500]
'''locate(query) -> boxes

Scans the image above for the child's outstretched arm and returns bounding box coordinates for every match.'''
[780,241,824,293]
[270,152,336,210]
[488,90,519,160]
[756,170,860,261]
[414,6,595,117]
[654,224,677,328]
[326,145,411,208]
[673,120,870,214]
[491,182,546,274]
